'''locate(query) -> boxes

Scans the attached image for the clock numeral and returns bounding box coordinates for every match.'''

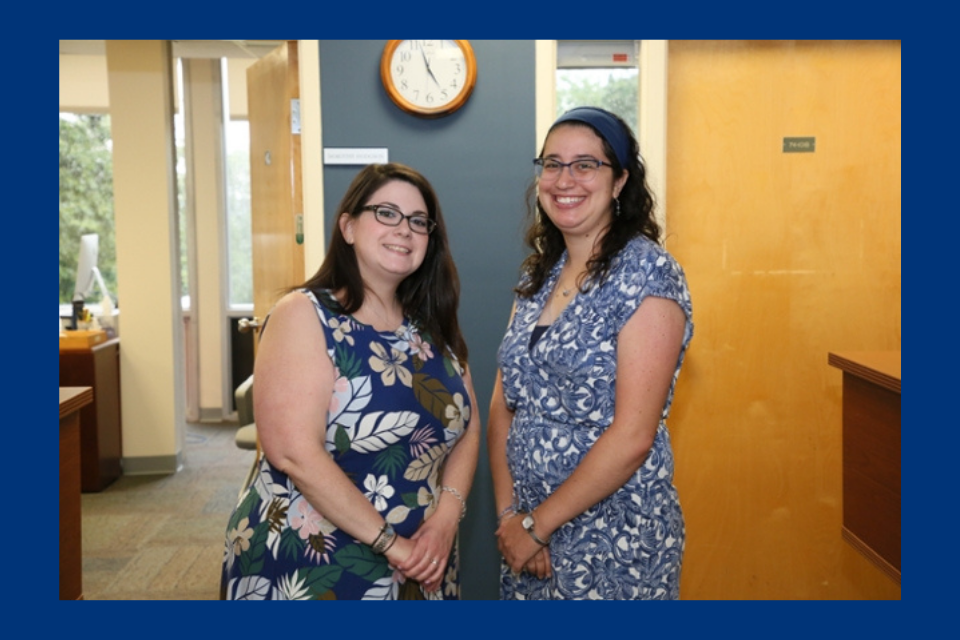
[399,51,412,63]
[394,63,405,76]
[400,78,409,91]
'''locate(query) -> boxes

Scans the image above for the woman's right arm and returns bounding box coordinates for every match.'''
[488,304,552,578]
[255,291,413,566]
[487,302,518,523]
[487,369,516,522]
[489,369,551,578]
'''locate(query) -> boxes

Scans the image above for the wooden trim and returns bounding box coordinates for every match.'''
[639,40,668,230]
[828,351,901,394]
[60,386,92,600]
[60,387,94,418]
[842,527,901,585]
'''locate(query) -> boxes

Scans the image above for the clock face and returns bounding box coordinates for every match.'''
[381,40,477,118]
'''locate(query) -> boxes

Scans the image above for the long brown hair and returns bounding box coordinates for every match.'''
[517,109,660,299]
[296,163,468,364]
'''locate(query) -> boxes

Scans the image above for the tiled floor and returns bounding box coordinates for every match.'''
[80,422,256,600]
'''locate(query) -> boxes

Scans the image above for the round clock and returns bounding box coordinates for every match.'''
[380,40,477,118]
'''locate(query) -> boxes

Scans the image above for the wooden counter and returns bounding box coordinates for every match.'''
[828,351,900,584]
[61,386,93,600]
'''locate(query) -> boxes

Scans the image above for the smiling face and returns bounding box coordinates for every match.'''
[538,123,628,240]
[340,179,430,287]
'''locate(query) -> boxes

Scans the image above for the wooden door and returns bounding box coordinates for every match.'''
[240,41,304,460]
[247,40,304,344]
[665,40,900,599]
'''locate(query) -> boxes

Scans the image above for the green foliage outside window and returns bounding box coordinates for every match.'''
[59,114,117,305]
[225,121,252,306]
[556,69,638,135]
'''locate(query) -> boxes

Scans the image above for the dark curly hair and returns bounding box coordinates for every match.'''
[295,162,468,364]
[516,109,661,299]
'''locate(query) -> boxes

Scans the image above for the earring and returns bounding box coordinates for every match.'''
[614,197,621,217]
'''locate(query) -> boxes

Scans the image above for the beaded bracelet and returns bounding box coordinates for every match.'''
[497,505,517,524]
[441,485,467,522]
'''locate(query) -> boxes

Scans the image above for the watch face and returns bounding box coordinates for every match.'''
[388,40,471,112]
[522,515,534,530]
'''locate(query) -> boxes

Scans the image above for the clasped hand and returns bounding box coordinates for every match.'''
[388,518,455,593]
[494,513,552,579]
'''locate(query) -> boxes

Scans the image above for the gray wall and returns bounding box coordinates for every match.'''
[318,40,536,600]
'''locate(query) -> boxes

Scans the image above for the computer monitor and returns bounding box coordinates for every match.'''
[73,233,110,303]
[74,233,99,301]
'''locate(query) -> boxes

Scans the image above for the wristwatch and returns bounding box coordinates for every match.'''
[522,512,550,546]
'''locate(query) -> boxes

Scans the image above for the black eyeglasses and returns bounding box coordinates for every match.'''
[360,204,437,235]
[533,157,611,183]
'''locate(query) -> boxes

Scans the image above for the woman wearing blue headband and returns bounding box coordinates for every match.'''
[489,107,694,599]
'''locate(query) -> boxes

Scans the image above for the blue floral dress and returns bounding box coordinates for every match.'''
[497,236,694,600]
[221,288,472,600]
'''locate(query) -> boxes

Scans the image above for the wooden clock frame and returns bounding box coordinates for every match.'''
[380,40,477,118]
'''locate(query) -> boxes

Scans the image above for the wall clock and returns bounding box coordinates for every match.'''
[380,40,477,118]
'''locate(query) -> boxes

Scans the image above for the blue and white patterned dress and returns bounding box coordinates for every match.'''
[221,288,472,600]
[497,236,693,600]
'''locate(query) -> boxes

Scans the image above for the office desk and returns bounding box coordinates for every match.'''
[60,386,92,600]
[828,351,900,584]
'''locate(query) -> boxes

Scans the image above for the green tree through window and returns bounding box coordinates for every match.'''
[59,113,116,305]
[556,68,638,135]
[225,120,252,306]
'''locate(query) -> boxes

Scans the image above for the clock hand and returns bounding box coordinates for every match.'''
[420,46,442,87]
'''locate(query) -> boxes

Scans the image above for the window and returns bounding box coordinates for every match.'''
[174,103,189,306]
[173,57,253,311]
[225,118,252,308]
[59,113,116,310]
[556,40,639,134]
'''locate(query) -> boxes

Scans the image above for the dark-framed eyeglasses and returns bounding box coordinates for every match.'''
[533,157,611,183]
[360,204,437,235]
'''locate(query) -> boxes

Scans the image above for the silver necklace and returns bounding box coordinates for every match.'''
[557,264,583,298]
[367,300,401,330]
[556,276,577,297]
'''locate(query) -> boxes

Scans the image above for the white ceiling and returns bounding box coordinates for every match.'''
[59,40,285,59]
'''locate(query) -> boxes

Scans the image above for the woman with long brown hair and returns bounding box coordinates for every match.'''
[222,163,479,600]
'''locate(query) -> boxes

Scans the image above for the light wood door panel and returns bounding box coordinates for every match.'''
[665,40,900,599]
[247,40,304,340]
[243,41,304,459]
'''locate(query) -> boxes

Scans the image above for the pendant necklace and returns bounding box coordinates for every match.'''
[556,263,583,298]
[556,273,577,298]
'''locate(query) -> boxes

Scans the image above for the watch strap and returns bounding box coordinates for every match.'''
[524,513,550,546]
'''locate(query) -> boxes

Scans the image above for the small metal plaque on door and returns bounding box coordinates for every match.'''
[783,137,816,153]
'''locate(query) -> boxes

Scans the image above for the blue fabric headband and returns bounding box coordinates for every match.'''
[551,107,632,168]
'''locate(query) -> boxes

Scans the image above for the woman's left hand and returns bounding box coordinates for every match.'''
[396,518,455,592]
[523,546,551,579]
[495,512,544,573]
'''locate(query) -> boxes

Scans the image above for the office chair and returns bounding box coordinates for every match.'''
[234,374,260,494]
